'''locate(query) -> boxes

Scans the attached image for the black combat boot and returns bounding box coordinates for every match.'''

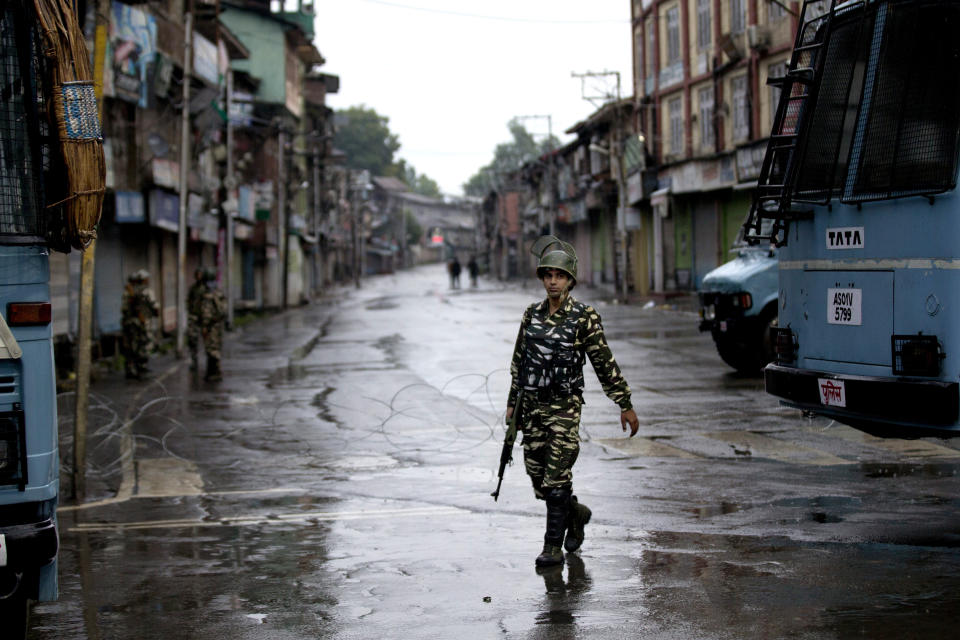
[204,355,222,382]
[535,488,571,567]
[564,494,592,553]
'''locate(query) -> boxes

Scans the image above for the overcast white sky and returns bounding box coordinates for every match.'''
[313,0,633,196]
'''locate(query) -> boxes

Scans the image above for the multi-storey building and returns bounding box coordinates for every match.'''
[632,0,800,290]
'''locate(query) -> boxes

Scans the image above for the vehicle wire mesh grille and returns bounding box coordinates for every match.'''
[0,1,46,240]
[849,2,960,201]
[792,13,871,202]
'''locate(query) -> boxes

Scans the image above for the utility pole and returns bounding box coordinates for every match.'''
[225,68,235,328]
[278,128,288,308]
[572,70,628,301]
[74,0,111,501]
[312,142,321,295]
[177,9,193,356]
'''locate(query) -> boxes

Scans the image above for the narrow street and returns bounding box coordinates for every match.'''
[34,264,960,639]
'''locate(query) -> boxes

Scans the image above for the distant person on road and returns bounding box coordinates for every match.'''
[121,269,159,380]
[467,256,479,288]
[505,235,639,568]
[449,255,461,289]
[198,267,227,381]
[186,268,205,371]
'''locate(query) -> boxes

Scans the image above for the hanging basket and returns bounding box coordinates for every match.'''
[33,0,106,250]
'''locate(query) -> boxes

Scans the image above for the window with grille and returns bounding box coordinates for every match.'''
[697,0,711,50]
[848,2,960,201]
[788,1,960,204]
[666,6,681,64]
[732,75,749,142]
[769,0,788,20]
[768,60,788,131]
[731,0,746,34]
[699,86,715,151]
[635,29,644,89]
[645,16,656,79]
[0,1,46,240]
[669,96,683,156]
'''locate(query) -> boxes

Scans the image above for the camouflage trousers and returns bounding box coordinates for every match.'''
[121,322,152,375]
[201,324,223,360]
[186,317,201,357]
[519,392,582,500]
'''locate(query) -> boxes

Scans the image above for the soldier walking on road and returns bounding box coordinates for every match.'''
[121,269,159,380]
[506,236,639,567]
[186,268,205,371]
[198,267,227,381]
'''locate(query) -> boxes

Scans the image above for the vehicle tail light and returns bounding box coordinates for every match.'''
[773,327,797,362]
[892,334,943,377]
[7,302,51,326]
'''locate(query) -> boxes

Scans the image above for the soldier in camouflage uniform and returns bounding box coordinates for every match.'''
[506,236,639,567]
[186,268,205,371]
[121,269,159,380]
[198,267,226,381]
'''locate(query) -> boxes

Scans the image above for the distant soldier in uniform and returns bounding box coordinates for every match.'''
[198,267,226,381]
[186,268,205,371]
[121,269,159,380]
[506,236,639,567]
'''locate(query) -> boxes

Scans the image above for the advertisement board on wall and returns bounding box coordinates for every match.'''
[106,1,157,108]
[149,189,179,232]
[115,191,145,223]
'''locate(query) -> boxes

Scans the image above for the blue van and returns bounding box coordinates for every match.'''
[0,3,73,634]
[699,235,779,373]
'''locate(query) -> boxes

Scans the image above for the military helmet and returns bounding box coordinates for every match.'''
[531,235,577,287]
[128,269,149,283]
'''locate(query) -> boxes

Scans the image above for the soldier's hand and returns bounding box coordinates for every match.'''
[506,406,514,421]
[620,408,639,437]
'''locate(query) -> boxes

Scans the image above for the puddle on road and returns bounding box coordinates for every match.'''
[366,298,399,311]
[685,502,743,519]
[861,462,960,479]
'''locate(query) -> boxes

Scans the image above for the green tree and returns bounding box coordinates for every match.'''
[385,158,442,198]
[334,105,401,176]
[464,119,560,196]
[335,105,442,197]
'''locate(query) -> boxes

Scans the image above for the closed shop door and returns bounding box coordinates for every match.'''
[693,199,718,288]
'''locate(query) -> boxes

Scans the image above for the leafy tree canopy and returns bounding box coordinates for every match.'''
[463,119,561,197]
[335,105,441,198]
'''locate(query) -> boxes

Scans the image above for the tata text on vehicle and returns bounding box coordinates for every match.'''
[744,0,960,437]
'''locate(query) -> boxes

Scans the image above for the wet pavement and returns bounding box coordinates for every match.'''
[32,264,960,639]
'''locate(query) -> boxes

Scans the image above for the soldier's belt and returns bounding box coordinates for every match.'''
[529,386,579,403]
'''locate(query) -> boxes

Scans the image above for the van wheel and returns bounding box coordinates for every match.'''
[0,593,28,640]
[759,307,778,367]
[715,337,761,373]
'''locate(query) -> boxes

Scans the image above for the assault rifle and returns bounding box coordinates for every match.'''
[491,391,523,502]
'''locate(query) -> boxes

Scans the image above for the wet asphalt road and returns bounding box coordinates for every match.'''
[33,263,960,639]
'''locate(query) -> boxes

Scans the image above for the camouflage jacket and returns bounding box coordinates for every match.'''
[121,285,159,326]
[199,286,226,328]
[187,281,206,320]
[508,295,632,411]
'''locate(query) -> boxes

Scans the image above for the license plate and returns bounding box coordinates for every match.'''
[719,320,728,332]
[827,288,862,325]
[0,533,6,567]
[818,378,846,407]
